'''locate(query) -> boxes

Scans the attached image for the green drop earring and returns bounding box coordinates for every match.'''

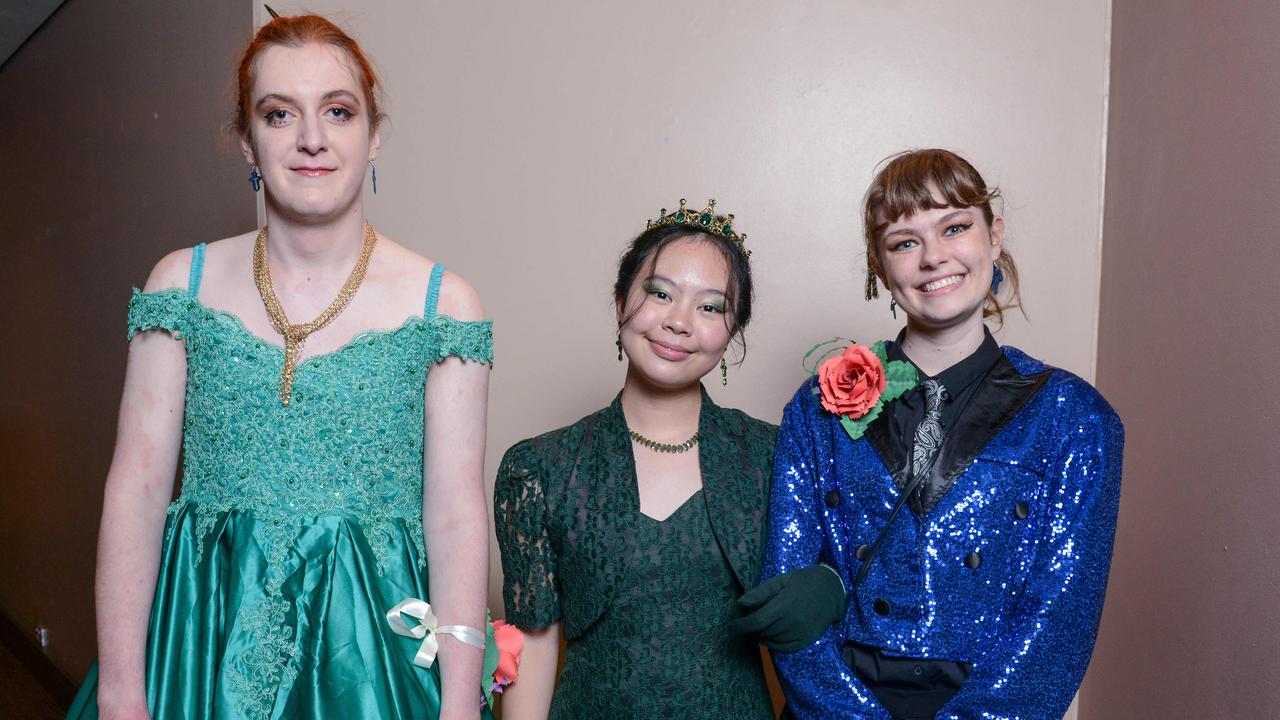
[720,357,728,386]
[616,332,623,362]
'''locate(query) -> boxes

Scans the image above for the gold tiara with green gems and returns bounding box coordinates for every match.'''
[646,198,750,257]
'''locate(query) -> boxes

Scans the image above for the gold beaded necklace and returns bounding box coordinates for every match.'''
[628,428,701,454]
[253,221,378,405]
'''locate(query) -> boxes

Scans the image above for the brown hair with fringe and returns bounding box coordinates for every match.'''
[234,14,385,139]
[862,149,1022,325]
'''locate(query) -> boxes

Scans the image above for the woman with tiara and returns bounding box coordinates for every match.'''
[70,13,495,720]
[761,149,1123,719]
[493,201,779,720]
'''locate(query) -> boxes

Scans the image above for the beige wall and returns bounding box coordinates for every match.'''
[280,0,1112,618]
[0,1,255,680]
[0,0,1114,711]
[253,5,1113,716]
[1083,1,1280,716]
[257,3,1111,716]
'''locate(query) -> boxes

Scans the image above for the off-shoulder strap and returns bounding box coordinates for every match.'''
[424,263,446,319]
[422,263,492,366]
[188,243,207,298]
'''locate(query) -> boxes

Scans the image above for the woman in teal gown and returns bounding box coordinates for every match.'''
[70,13,494,720]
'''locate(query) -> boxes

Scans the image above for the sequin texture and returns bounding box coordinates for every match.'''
[761,346,1123,719]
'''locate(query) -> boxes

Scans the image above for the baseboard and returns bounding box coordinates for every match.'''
[0,608,75,710]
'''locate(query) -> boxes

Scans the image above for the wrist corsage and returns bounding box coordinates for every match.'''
[808,340,918,441]
[484,619,524,705]
[385,599,524,709]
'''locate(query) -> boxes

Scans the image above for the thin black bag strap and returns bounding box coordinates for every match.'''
[854,373,992,586]
[852,451,934,593]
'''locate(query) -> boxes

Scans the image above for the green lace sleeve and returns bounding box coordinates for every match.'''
[428,316,493,365]
[493,439,560,628]
[126,288,194,341]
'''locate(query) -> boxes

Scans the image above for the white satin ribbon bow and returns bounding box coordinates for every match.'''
[385,598,486,669]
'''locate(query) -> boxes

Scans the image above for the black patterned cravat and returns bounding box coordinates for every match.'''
[911,379,947,487]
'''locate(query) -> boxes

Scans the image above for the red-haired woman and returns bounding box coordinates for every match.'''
[758,149,1123,719]
[69,13,494,720]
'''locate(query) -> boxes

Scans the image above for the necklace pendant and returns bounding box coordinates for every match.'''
[279,333,304,406]
[253,220,378,407]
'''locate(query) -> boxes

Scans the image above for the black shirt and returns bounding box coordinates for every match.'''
[886,327,1003,493]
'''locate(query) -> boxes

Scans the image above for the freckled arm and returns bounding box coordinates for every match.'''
[423,353,490,720]
[94,256,193,716]
[95,328,187,714]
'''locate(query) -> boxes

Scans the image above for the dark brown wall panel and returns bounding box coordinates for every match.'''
[0,0,253,679]
[1087,1,1280,716]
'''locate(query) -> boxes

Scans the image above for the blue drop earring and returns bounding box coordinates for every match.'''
[369,160,378,194]
[991,263,1005,295]
[248,166,262,192]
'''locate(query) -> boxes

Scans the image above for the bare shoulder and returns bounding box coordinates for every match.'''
[373,236,435,281]
[374,236,485,322]
[142,248,194,292]
[435,269,484,322]
[142,231,256,293]
[201,231,256,262]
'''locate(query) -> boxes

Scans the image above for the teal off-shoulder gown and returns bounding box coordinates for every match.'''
[68,248,494,720]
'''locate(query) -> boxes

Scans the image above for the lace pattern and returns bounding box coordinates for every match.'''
[127,289,191,341]
[493,441,560,627]
[493,395,777,718]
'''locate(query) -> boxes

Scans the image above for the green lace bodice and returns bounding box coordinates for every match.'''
[548,493,774,719]
[128,287,492,570]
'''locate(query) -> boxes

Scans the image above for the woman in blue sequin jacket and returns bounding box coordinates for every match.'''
[760,149,1123,720]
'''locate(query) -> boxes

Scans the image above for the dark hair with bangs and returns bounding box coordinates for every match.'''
[614,222,754,362]
[862,148,1022,324]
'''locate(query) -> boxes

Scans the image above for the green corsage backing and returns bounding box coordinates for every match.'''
[836,341,918,442]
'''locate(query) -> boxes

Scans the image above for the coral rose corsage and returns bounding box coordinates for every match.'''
[486,619,524,699]
[808,340,918,442]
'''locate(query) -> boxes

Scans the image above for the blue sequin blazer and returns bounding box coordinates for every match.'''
[762,345,1123,719]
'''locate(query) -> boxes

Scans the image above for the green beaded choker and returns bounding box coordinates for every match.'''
[628,428,701,454]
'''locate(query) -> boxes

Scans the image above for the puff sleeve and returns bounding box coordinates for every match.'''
[126,288,193,341]
[493,439,560,628]
[427,316,493,366]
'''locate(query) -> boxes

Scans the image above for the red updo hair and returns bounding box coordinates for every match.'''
[234,14,385,138]
[862,148,1022,325]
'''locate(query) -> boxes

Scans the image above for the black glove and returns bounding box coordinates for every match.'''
[729,564,846,652]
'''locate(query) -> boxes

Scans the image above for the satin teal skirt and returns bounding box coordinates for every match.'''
[68,503,493,719]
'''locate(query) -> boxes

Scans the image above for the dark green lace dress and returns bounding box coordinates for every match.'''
[68,250,495,720]
[494,390,777,720]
